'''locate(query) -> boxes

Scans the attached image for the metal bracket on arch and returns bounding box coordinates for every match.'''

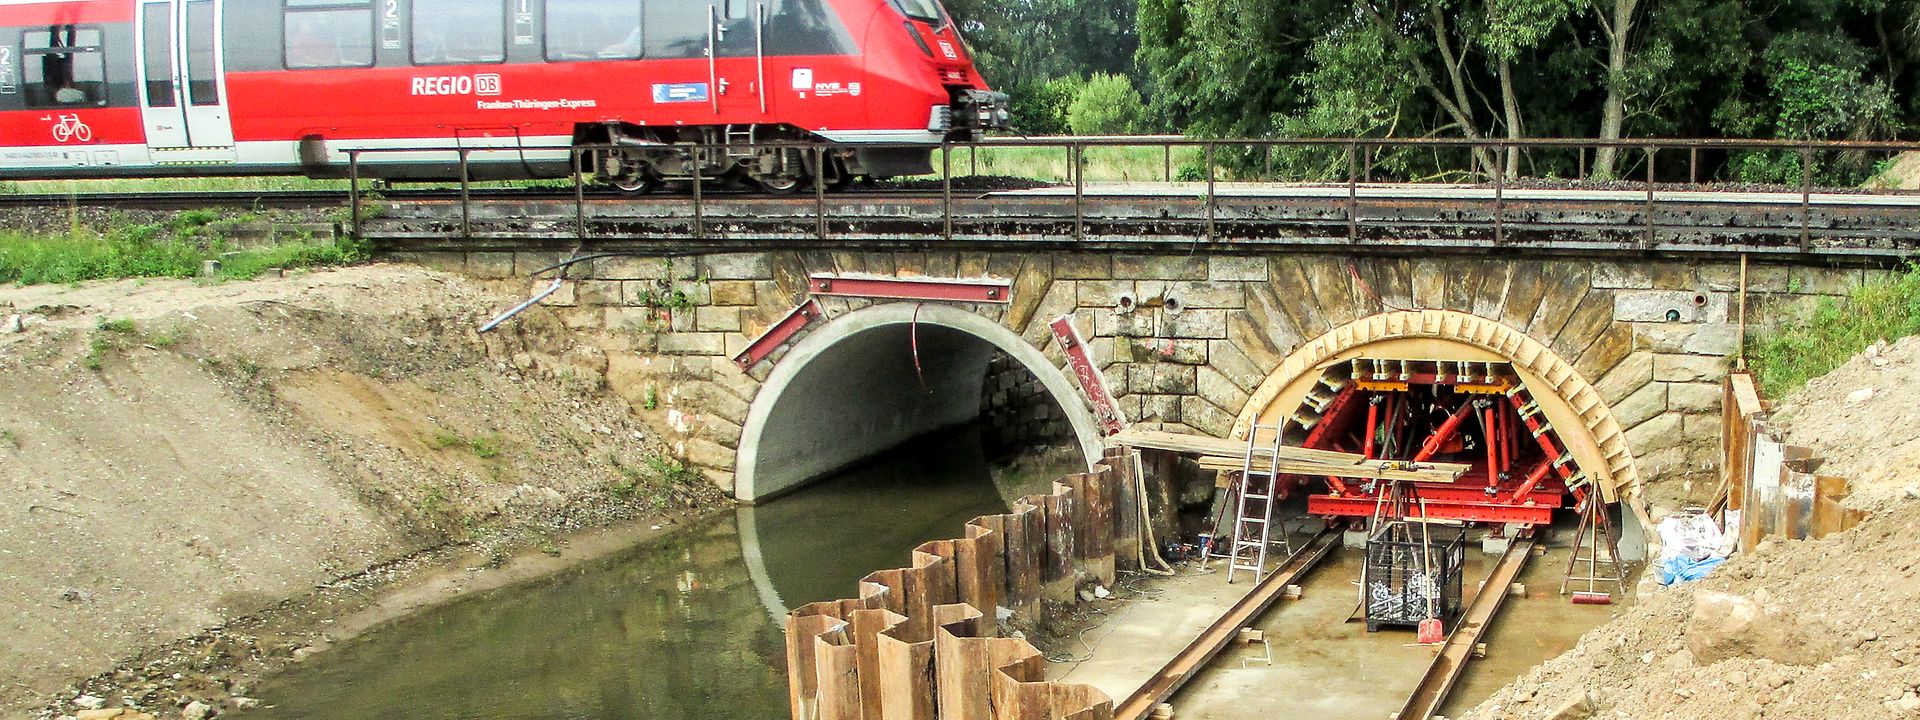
[807,273,1013,304]
[733,299,824,371]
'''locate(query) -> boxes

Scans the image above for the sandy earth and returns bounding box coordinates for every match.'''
[1461,340,1920,719]
[0,266,722,718]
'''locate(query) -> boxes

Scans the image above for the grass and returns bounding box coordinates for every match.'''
[1750,263,1920,395]
[951,145,1208,183]
[0,211,369,287]
[0,428,18,448]
[425,428,505,460]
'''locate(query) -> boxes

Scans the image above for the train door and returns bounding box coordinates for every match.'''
[136,0,236,160]
[710,0,766,118]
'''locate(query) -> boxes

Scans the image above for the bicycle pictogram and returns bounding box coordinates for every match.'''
[51,114,93,144]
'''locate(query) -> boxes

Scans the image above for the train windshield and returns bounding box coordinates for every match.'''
[890,0,943,23]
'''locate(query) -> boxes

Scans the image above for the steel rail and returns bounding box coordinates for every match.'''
[1113,529,1340,720]
[1396,533,1538,720]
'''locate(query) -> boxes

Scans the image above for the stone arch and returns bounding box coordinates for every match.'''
[735,302,1104,502]
[1235,309,1650,521]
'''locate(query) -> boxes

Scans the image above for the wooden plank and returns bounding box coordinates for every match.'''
[1397,535,1536,720]
[1113,531,1340,720]
[1114,428,1468,482]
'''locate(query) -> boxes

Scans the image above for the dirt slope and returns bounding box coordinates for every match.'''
[1461,341,1920,720]
[0,266,716,716]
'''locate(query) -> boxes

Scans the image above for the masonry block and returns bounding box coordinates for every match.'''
[1653,353,1726,383]
[1076,280,1132,309]
[702,253,772,280]
[1591,262,1654,289]
[1632,322,1738,356]
[1115,255,1207,281]
[660,332,726,356]
[597,256,671,280]
[513,251,568,277]
[1210,256,1268,282]
[1163,308,1228,339]
[1668,382,1722,414]
[1790,266,1865,296]
[695,306,742,333]
[1095,310,1156,338]
[1624,412,1685,456]
[1129,365,1197,395]
[1139,394,1180,423]
[1196,366,1250,415]
[1180,396,1236,437]
[685,438,737,471]
[1593,351,1654,405]
[1611,381,1668,430]
[1054,254,1113,279]
[1207,340,1267,392]
[1168,281,1246,309]
[1130,338,1208,365]
[1614,290,1711,323]
[465,252,516,278]
[709,280,756,306]
[1698,262,1790,293]
[575,280,622,307]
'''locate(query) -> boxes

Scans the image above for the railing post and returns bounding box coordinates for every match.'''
[1164,144,1172,183]
[1578,147,1587,181]
[969,144,977,176]
[1493,141,1506,244]
[1204,142,1216,243]
[814,144,828,241]
[1800,145,1814,252]
[942,143,953,242]
[1073,143,1084,241]
[1264,144,1272,181]
[458,148,471,239]
[572,147,586,241]
[348,150,361,241]
[1689,147,1699,185]
[1346,142,1359,243]
[1644,146,1657,250]
[691,147,704,240]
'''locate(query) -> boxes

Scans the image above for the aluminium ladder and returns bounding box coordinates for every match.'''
[1226,422,1294,583]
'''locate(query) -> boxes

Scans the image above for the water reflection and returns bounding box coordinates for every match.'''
[237,430,1011,720]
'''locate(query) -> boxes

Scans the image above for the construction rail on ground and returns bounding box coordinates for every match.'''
[785,447,1152,720]
[1395,534,1538,720]
[1112,530,1340,720]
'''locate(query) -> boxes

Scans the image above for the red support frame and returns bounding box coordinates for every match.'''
[1049,314,1126,435]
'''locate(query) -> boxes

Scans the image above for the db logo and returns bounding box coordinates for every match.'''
[51,114,92,143]
[937,41,957,59]
[474,73,501,96]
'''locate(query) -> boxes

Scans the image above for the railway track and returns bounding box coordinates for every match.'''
[0,186,964,211]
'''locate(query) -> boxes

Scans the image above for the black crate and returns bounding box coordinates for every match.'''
[1363,522,1465,631]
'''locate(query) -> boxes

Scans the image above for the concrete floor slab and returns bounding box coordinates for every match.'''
[1047,527,1628,719]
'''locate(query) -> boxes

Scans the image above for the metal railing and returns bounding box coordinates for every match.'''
[343,136,1920,253]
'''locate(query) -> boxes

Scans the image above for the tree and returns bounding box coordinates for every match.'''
[1067,73,1145,134]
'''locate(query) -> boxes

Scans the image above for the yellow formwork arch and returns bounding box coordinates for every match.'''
[1234,310,1650,525]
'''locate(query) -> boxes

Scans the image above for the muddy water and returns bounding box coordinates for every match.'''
[234,430,1011,720]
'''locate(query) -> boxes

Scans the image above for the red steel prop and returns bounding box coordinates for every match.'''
[1049,315,1126,435]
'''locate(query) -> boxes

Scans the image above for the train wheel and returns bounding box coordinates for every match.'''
[753,173,805,195]
[611,174,662,195]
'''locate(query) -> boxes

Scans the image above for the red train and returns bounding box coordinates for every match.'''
[0,0,1008,191]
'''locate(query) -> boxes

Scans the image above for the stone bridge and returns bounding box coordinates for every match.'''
[398,247,1882,518]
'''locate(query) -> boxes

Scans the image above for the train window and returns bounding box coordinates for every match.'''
[141,5,174,106]
[544,0,641,61]
[283,0,376,70]
[22,26,107,108]
[887,0,943,23]
[185,1,219,104]
[412,0,506,65]
[642,0,710,59]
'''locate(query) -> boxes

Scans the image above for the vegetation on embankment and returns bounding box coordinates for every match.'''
[1750,263,1920,395]
[0,209,367,286]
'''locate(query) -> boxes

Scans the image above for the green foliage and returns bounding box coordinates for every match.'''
[468,434,503,460]
[0,428,18,448]
[642,385,659,411]
[96,317,136,334]
[1066,73,1144,135]
[426,429,465,450]
[147,325,186,349]
[0,211,369,287]
[1751,264,1920,395]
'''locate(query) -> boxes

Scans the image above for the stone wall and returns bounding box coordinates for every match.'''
[979,350,1076,460]
[391,248,1880,512]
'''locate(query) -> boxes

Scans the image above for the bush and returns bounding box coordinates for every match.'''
[1067,73,1145,135]
[1751,263,1920,395]
[0,213,368,286]
[1007,76,1084,135]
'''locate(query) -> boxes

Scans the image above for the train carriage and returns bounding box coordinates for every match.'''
[0,0,1009,190]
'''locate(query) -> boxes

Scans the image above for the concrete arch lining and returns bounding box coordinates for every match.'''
[1235,310,1651,524]
[735,302,1104,502]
